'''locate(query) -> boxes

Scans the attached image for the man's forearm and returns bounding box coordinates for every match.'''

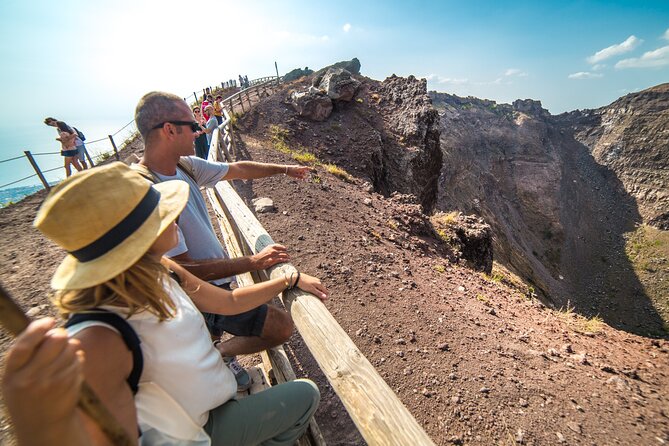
[174,256,256,281]
[225,161,285,180]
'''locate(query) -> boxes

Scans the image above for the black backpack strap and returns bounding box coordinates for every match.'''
[65,310,143,394]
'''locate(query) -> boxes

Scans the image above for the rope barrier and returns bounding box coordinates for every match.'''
[41,165,65,174]
[0,173,37,189]
[31,151,61,156]
[0,155,25,164]
[112,119,135,136]
[84,136,109,144]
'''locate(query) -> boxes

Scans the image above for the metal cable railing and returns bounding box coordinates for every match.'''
[0,173,37,189]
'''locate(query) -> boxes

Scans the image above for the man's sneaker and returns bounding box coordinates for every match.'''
[223,356,252,392]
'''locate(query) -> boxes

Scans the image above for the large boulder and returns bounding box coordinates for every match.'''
[431,212,493,273]
[289,88,333,121]
[312,58,361,84]
[317,68,361,102]
[283,67,314,83]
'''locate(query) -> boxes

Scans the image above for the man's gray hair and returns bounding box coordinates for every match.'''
[135,91,187,140]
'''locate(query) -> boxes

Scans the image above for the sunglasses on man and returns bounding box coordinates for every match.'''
[152,121,201,133]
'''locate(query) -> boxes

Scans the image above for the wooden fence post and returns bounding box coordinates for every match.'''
[275,61,280,86]
[108,135,120,160]
[84,148,95,167]
[23,151,50,191]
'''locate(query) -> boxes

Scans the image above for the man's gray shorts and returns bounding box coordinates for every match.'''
[202,283,269,338]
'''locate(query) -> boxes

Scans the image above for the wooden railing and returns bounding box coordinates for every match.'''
[222,77,280,114]
[204,102,435,446]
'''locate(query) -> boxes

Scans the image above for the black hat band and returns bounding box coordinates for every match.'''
[69,187,161,262]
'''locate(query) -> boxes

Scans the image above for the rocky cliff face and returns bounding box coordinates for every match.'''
[239,73,442,213]
[430,91,666,336]
[369,75,442,211]
[556,83,669,229]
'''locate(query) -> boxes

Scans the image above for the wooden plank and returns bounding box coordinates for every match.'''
[213,182,435,446]
[206,187,324,446]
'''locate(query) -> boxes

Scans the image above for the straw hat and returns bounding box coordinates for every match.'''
[34,162,189,290]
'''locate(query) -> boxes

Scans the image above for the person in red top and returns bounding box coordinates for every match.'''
[201,94,213,120]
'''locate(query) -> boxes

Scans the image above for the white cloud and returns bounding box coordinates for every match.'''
[504,68,528,77]
[424,74,469,84]
[437,77,469,85]
[587,35,643,64]
[568,72,604,79]
[615,45,669,68]
[343,23,351,32]
[664,28,669,40]
[591,64,606,71]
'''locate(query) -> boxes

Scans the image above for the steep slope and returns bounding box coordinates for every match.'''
[229,80,669,445]
[558,83,669,227]
[430,93,665,336]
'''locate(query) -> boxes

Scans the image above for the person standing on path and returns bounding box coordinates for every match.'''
[213,95,224,125]
[54,120,83,177]
[193,106,209,159]
[45,117,89,170]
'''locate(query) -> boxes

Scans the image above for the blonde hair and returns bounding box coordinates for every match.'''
[54,255,176,321]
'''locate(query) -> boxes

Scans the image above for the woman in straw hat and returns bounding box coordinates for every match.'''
[2,162,327,445]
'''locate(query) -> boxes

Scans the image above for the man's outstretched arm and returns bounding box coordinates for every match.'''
[170,243,290,281]
[224,161,311,181]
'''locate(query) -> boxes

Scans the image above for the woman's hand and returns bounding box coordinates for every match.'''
[295,273,329,301]
[2,318,85,442]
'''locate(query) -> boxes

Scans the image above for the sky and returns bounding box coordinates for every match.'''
[0,0,668,189]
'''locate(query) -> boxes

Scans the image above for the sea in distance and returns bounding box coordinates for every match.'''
[0,184,44,208]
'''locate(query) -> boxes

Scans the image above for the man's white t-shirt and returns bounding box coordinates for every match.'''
[156,157,231,285]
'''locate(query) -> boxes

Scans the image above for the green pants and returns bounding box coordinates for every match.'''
[204,379,320,446]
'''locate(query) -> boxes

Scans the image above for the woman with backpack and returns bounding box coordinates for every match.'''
[2,162,327,445]
[55,120,83,177]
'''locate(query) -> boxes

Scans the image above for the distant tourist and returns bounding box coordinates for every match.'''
[244,75,250,88]
[213,95,224,124]
[193,106,209,159]
[44,117,89,171]
[201,94,213,121]
[238,74,244,89]
[51,120,83,177]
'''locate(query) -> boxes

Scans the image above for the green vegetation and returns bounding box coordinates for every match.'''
[99,152,112,161]
[430,211,459,244]
[556,301,603,335]
[269,125,354,183]
[292,151,318,165]
[476,293,490,304]
[432,264,445,273]
[324,163,354,182]
[624,225,669,326]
